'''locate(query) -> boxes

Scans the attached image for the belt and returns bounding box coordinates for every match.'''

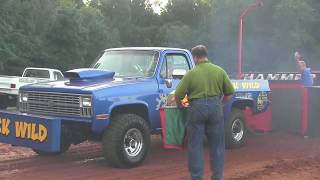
[190,96,221,102]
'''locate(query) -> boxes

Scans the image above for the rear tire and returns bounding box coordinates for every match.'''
[225,108,247,149]
[102,114,150,168]
[0,95,8,110]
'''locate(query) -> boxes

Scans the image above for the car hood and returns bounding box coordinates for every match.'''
[20,77,152,94]
[20,68,151,94]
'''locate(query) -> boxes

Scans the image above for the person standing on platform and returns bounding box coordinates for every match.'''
[295,51,314,87]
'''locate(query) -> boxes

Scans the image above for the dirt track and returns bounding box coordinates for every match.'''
[1,133,320,180]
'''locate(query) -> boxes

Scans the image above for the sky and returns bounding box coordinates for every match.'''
[83,0,168,14]
[149,0,168,14]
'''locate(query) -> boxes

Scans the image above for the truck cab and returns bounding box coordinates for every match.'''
[0,47,270,168]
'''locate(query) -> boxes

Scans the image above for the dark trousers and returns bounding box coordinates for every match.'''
[187,97,224,180]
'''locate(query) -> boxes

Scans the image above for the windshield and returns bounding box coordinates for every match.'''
[23,69,50,78]
[92,50,159,77]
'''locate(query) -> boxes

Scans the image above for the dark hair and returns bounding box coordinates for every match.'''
[191,45,208,58]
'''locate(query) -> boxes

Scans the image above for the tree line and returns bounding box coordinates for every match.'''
[0,0,319,76]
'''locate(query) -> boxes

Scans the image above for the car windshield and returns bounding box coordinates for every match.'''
[92,50,159,78]
[23,69,50,78]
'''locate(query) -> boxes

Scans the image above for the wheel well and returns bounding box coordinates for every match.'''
[111,104,150,124]
[232,100,253,110]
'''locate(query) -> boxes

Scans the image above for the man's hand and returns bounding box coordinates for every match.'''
[175,95,189,108]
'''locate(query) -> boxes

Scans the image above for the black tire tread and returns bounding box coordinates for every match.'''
[225,108,247,149]
[102,113,150,168]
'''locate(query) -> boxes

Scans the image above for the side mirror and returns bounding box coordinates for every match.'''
[172,69,187,80]
[164,79,173,88]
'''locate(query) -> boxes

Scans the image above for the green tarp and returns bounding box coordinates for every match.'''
[160,107,187,149]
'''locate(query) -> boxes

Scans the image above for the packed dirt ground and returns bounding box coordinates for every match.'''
[1,132,320,180]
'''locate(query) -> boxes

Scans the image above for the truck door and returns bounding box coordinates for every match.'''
[157,52,192,108]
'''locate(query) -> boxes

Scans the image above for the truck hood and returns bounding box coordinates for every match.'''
[20,69,149,94]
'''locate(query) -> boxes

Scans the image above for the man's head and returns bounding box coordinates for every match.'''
[191,45,208,64]
[297,60,306,72]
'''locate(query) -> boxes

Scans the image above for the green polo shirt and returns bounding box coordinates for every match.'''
[175,60,235,101]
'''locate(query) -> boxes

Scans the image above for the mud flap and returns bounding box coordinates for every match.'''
[0,111,61,152]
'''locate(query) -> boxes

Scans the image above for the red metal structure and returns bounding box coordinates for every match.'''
[237,1,320,137]
[237,0,263,79]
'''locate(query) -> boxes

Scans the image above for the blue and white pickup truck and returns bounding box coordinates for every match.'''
[0,47,270,168]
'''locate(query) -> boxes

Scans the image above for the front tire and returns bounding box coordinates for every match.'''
[102,114,150,168]
[225,109,247,149]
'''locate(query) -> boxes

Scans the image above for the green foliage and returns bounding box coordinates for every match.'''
[0,0,319,75]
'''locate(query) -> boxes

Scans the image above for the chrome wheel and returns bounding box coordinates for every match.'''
[232,118,244,142]
[123,128,143,157]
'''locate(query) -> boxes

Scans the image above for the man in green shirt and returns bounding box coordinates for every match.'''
[175,45,234,180]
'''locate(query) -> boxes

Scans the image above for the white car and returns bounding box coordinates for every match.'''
[0,67,64,109]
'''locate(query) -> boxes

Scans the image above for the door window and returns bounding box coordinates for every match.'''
[53,72,64,80]
[160,54,190,79]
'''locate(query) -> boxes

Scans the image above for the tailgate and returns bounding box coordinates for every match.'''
[0,76,19,89]
[0,111,61,152]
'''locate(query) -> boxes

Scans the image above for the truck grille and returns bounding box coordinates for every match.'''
[20,92,92,118]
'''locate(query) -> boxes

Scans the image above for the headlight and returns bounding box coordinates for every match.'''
[19,93,29,102]
[81,96,92,107]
